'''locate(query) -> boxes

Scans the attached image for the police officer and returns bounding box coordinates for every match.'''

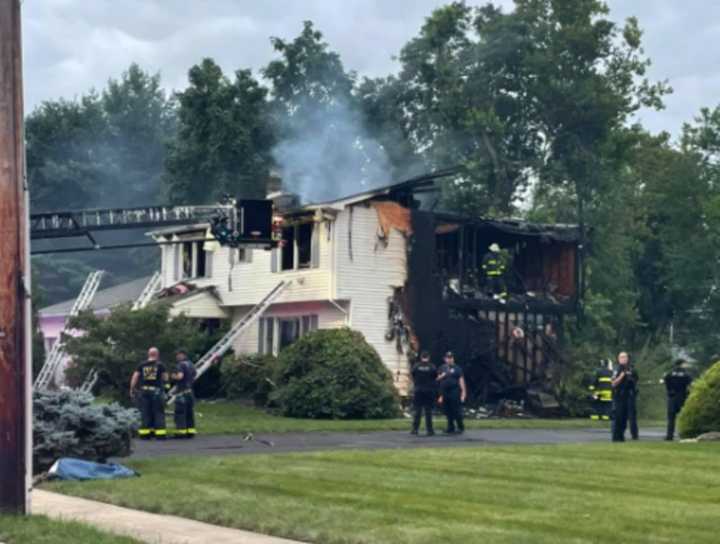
[588,360,613,421]
[437,351,467,434]
[611,351,639,442]
[172,349,198,439]
[411,351,437,436]
[482,243,510,304]
[663,359,692,441]
[130,347,169,440]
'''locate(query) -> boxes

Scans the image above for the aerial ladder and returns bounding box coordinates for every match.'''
[34,270,104,390]
[167,280,290,404]
[80,271,163,393]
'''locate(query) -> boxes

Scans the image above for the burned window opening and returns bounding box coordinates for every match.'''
[281,226,295,271]
[297,222,313,269]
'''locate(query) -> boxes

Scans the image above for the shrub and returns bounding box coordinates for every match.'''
[678,361,720,438]
[63,303,224,404]
[270,328,401,419]
[221,353,278,406]
[33,390,139,473]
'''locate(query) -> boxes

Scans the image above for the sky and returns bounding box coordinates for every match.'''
[21,0,720,137]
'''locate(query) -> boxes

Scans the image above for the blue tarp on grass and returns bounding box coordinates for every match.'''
[48,458,138,481]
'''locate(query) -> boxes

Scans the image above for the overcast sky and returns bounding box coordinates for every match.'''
[22,0,719,137]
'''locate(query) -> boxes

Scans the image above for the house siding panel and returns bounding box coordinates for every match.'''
[334,204,410,391]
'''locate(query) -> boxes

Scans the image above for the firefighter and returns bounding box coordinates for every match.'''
[663,359,692,441]
[588,359,613,421]
[437,351,467,434]
[410,350,437,436]
[611,351,639,442]
[130,347,169,440]
[482,243,510,304]
[172,349,198,439]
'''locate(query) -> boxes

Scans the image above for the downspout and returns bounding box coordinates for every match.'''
[328,216,349,325]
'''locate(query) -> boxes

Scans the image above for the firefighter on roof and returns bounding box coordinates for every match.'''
[172,349,198,438]
[482,243,510,304]
[130,347,169,440]
[588,359,613,421]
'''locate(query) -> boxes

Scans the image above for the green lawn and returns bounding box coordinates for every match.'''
[192,400,627,434]
[47,442,719,544]
[0,515,139,544]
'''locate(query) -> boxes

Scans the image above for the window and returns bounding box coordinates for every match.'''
[274,221,317,272]
[258,314,319,355]
[297,223,313,268]
[281,226,295,271]
[175,240,210,281]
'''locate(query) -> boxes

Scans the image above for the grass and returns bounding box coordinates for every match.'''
[192,400,632,434]
[0,514,139,544]
[47,442,719,544]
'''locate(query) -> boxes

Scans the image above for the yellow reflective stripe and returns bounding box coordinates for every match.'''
[154,429,167,436]
[601,416,610,420]
[590,415,600,420]
[187,428,197,435]
[598,378,612,382]
[174,429,188,435]
[138,429,151,436]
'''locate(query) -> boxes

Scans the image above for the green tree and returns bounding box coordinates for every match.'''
[63,303,217,403]
[264,21,390,202]
[164,59,274,204]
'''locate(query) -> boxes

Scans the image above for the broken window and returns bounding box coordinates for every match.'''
[297,222,313,269]
[196,243,207,278]
[182,242,193,279]
[281,226,295,271]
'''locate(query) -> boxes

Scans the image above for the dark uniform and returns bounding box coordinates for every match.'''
[588,365,613,421]
[664,364,692,441]
[611,364,639,442]
[438,363,465,434]
[482,248,509,303]
[411,359,437,435]
[173,357,197,438]
[136,360,168,439]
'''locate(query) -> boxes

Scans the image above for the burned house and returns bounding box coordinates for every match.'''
[149,178,580,402]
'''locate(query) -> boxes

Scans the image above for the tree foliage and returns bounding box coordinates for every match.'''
[270,329,400,419]
[678,361,720,438]
[63,303,220,403]
[33,390,138,473]
[164,59,274,203]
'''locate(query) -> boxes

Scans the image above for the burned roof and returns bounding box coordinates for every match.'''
[434,213,581,243]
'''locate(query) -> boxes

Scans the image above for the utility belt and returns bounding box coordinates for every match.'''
[140,385,163,391]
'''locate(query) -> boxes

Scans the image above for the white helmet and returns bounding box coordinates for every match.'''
[489,243,500,252]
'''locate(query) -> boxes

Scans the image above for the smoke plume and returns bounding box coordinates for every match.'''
[272,96,392,203]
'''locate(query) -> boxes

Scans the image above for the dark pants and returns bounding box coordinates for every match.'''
[666,395,686,440]
[591,397,612,420]
[412,390,435,434]
[174,390,196,437]
[443,388,464,433]
[487,276,507,300]
[612,394,638,441]
[139,388,166,439]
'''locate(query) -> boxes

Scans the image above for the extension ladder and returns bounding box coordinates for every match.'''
[35,270,105,390]
[131,271,162,310]
[167,280,290,404]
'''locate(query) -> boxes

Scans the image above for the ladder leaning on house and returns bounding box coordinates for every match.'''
[35,270,105,390]
[131,271,162,310]
[80,271,163,393]
[167,280,291,404]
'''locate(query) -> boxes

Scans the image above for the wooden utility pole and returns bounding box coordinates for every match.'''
[0,0,30,514]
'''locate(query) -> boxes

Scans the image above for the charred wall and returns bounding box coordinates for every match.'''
[402,210,509,401]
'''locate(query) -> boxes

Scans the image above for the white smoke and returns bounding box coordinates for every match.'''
[272,96,392,203]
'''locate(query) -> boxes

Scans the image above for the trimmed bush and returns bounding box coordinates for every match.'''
[33,390,139,473]
[678,361,720,438]
[270,328,401,419]
[221,354,279,406]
